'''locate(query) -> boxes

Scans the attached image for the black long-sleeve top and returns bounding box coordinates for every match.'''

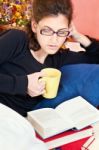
[0,29,99,116]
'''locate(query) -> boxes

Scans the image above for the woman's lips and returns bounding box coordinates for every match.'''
[48,45,58,49]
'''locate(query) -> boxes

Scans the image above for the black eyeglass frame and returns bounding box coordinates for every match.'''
[40,27,70,37]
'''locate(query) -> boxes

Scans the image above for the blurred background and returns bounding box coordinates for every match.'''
[0,0,99,39]
[72,0,99,39]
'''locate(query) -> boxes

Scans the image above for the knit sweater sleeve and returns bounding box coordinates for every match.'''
[0,74,28,95]
[81,37,99,55]
[0,29,28,95]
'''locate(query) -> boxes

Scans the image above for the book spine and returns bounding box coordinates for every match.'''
[59,136,92,150]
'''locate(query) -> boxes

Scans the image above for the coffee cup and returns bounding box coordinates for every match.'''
[41,68,61,99]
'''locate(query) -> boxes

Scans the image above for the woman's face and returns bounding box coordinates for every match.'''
[31,14,69,55]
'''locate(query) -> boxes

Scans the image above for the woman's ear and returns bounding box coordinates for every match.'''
[31,20,37,33]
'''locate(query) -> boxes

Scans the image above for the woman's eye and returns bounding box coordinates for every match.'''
[43,29,52,32]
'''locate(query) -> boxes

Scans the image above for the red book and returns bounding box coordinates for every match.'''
[36,126,93,149]
[60,137,92,150]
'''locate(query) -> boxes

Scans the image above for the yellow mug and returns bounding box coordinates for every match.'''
[41,68,61,99]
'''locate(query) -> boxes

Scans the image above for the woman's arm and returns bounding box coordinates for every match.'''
[0,74,28,95]
[0,29,46,96]
[69,23,99,54]
[0,29,27,63]
[0,29,28,95]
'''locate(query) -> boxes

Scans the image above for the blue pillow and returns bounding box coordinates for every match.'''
[60,64,99,107]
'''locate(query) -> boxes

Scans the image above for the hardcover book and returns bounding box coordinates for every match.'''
[27,96,99,139]
[36,126,93,149]
[60,136,93,150]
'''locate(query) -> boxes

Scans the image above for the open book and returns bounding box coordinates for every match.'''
[27,96,99,139]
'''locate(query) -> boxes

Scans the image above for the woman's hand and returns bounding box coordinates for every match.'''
[27,72,46,97]
[69,22,80,39]
[69,22,91,47]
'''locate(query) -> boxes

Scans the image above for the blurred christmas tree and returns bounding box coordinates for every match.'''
[0,0,32,28]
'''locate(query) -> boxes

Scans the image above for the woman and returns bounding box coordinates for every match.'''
[0,0,99,116]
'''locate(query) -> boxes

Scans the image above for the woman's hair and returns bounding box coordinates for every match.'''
[27,0,73,51]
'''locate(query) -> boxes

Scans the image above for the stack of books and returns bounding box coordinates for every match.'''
[36,126,94,149]
[27,96,99,149]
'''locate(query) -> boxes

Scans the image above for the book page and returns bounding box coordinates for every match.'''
[56,96,99,129]
[28,108,73,138]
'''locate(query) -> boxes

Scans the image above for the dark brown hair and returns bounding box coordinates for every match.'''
[26,0,73,51]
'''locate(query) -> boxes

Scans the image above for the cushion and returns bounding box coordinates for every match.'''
[60,64,99,107]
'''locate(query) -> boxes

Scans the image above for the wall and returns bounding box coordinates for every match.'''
[71,0,99,39]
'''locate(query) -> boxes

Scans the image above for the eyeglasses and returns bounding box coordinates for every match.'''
[40,26,70,37]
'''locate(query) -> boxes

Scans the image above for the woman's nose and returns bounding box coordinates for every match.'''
[50,33,58,43]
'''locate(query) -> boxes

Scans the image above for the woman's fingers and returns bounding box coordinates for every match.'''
[27,72,46,97]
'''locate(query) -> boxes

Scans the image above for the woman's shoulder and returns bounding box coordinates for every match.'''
[0,29,28,56]
[0,29,27,41]
[7,29,27,38]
